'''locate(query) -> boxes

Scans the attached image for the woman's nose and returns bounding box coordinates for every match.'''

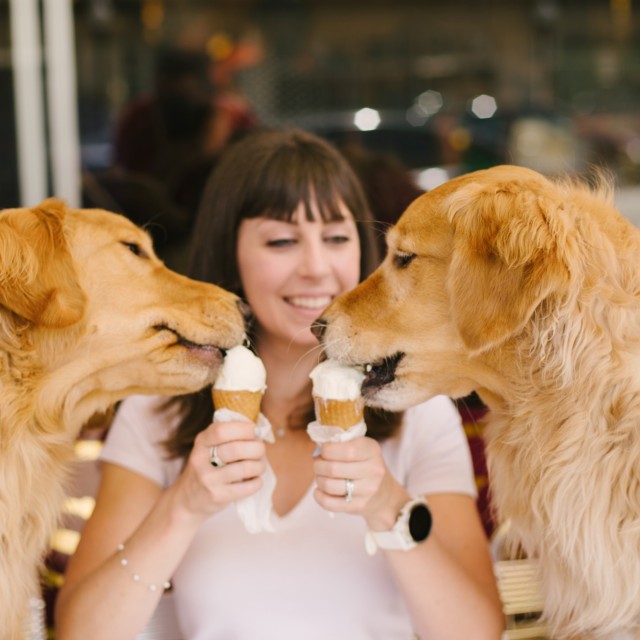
[298,239,331,277]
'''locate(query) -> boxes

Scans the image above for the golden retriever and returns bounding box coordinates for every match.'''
[314,165,640,640]
[0,198,246,640]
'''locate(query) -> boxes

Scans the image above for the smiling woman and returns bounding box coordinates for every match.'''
[236,206,360,350]
[56,129,502,640]
[167,128,394,451]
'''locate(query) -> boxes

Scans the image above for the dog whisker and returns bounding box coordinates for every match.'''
[283,330,329,379]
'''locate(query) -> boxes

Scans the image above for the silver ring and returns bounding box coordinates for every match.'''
[345,478,354,503]
[209,445,225,468]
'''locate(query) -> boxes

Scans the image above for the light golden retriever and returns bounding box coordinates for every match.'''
[315,165,640,640]
[0,198,246,639]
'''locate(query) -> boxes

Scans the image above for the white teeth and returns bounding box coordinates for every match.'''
[287,296,332,309]
[365,364,372,372]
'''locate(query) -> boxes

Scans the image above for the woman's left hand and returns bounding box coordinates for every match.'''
[312,436,410,531]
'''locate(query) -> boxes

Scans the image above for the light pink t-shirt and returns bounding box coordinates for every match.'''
[102,394,476,640]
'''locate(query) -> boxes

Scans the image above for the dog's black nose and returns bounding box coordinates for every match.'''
[311,317,327,342]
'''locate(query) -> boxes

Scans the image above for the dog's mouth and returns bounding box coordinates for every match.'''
[153,324,225,366]
[362,352,405,394]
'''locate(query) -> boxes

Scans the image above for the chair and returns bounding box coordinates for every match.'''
[495,558,549,639]
[492,522,550,640]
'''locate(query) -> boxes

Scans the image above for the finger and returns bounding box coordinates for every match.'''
[198,420,258,446]
[318,440,363,462]
[314,475,358,499]
[209,474,264,505]
[315,473,381,503]
[319,437,379,463]
[313,458,376,482]
[230,476,263,500]
[208,439,266,467]
[212,459,267,485]
[313,486,364,513]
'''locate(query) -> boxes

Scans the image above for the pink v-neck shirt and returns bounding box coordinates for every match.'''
[101,394,476,639]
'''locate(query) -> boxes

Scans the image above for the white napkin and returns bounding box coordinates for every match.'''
[306,420,367,446]
[212,408,276,533]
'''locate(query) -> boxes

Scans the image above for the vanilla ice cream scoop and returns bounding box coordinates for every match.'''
[309,360,365,429]
[309,359,365,401]
[213,345,267,422]
[214,345,267,392]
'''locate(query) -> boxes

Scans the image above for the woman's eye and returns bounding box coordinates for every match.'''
[266,238,296,248]
[325,235,351,245]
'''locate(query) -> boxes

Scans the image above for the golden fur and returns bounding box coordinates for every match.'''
[0,199,246,639]
[318,165,640,639]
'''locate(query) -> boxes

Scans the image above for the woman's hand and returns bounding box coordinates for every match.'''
[169,420,267,521]
[312,436,410,531]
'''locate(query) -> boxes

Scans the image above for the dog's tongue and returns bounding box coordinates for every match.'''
[189,344,225,369]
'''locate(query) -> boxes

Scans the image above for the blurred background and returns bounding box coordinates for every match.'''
[2,0,640,254]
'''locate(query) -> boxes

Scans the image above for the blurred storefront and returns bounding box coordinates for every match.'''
[2,0,640,224]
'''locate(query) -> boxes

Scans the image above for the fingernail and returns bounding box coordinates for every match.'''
[312,445,322,458]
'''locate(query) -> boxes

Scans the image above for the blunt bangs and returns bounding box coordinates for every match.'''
[239,134,365,225]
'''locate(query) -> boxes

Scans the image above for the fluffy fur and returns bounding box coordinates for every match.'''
[0,199,246,639]
[317,165,640,639]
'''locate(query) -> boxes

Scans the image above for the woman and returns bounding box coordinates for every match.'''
[56,130,503,639]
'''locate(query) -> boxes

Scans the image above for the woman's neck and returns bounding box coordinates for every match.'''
[254,337,320,428]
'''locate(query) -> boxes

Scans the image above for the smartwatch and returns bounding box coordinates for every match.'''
[365,496,432,556]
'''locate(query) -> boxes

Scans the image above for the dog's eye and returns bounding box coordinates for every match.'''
[121,241,149,259]
[393,251,416,269]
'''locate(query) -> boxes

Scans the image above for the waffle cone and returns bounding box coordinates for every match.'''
[313,396,364,430]
[212,389,263,423]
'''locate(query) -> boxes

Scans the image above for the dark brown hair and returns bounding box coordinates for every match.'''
[164,129,402,459]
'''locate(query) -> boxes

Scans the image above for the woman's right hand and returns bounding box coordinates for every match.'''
[170,420,267,519]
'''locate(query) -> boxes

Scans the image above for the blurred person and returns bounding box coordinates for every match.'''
[56,129,502,640]
[85,44,258,272]
[112,45,224,213]
[340,143,424,255]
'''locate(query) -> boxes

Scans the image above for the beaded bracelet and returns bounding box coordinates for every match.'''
[116,543,172,592]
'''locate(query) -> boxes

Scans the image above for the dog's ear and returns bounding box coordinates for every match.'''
[0,198,86,327]
[444,174,569,353]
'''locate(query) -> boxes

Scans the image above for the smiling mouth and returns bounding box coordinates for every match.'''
[286,295,333,310]
[362,352,405,392]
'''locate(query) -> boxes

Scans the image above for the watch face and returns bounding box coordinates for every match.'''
[408,503,432,542]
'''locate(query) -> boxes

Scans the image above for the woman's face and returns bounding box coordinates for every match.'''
[237,200,361,351]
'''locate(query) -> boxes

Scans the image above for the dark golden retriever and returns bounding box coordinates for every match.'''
[0,199,246,639]
[315,165,640,640]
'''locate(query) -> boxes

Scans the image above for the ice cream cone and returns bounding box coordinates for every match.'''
[313,395,364,430]
[213,389,263,423]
